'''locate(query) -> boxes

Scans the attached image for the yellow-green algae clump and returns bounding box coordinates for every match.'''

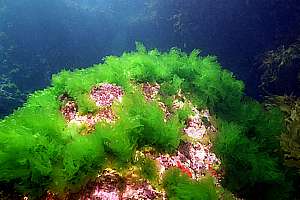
[0,43,294,199]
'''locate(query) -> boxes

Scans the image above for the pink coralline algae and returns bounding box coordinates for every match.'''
[156,143,220,179]
[60,83,124,130]
[70,108,117,127]
[142,83,160,101]
[184,109,215,140]
[79,169,122,200]
[61,101,77,121]
[155,107,221,180]
[156,141,220,180]
[79,169,164,200]
[90,83,124,107]
[122,181,164,200]
[92,190,119,200]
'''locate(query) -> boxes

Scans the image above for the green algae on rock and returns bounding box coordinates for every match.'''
[0,43,291,199]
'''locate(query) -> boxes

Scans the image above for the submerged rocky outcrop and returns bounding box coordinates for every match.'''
[0,44,296,199]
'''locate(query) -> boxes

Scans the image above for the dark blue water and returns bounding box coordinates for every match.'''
[1,0,300,118]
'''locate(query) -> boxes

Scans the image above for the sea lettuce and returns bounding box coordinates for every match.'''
[0,43,292,199]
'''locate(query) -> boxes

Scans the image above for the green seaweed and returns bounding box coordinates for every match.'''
[266,95,300,175]
[115,91,182,153]
[0,43,294,199]
[160,75,183,96]
[138,157,158,182]
[278,97,299,168]
[175,104,193,124]
[212,115,293,199]
[162,168,217,200]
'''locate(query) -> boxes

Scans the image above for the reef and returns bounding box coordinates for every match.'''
[0,43,297,199]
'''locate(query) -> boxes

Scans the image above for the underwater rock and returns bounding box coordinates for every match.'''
[142,82,160,101]
[90,83,124,107]
[0,44,292,199]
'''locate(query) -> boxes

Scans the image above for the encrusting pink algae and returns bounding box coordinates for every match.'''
[54,82,222,200]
